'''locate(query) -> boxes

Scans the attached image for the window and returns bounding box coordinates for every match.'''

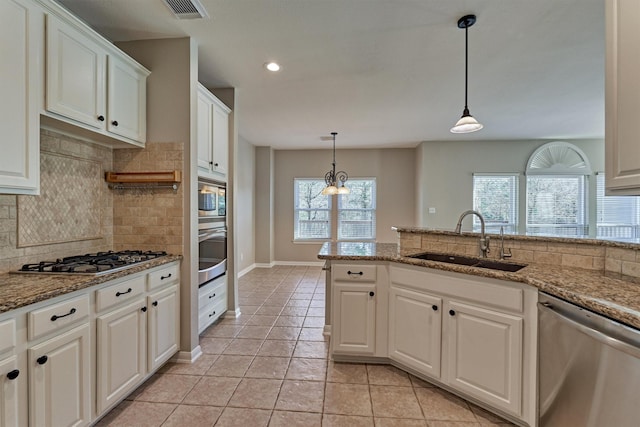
[294,179,331,240]
[596,173,640,240]
[526,175,588,236]
[338,179,376,240]
[472,174,518,233]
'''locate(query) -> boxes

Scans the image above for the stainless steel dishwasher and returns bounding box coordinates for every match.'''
[538,292,640,427]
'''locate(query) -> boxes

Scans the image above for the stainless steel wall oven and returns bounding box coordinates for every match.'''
[198,179,227,286]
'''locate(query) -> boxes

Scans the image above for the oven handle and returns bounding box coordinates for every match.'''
[198,229,226,242]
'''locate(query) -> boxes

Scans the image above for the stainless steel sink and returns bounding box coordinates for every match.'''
[407,252,527,272]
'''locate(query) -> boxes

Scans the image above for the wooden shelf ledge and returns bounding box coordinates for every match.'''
[105,171,181,183]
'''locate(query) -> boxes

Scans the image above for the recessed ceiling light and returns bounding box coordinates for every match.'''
[265,62,281,72]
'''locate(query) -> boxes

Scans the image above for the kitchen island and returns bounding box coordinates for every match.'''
[319,234,640,427]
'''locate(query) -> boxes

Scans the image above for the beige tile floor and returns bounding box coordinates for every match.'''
[96,266,514,427]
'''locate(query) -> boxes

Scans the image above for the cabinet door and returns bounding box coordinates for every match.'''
[0,0,41,195]
[196,86,214,171]
[107,54,147,144]
[446,300,523,416]
[96,299,147,414]
[605,0,640,194]
[211,100,230,178]
[46,14,106,130]
[388,286,442,379]
[148,285,179,371]
[29,323,91,427]
[332,283,376,355]
[0,356,21,427]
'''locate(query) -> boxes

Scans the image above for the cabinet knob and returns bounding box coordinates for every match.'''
[6,369,19,380]
[209,161,213,165]
[449,309,456,316]
[97,115,105,122]
[141,306,147,312]
[369,291,375,297]
[432,305,438,311]
[37,356,48,365]
[152,301,158,307]
[111,120,119,126]
[214,163,219,167]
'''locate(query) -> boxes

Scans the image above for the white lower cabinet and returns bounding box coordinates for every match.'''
[0,356,21,427]
[147,285,179,371]
[332,282,377,355]
[445,300,523,415]
[388,286,442,378]
[28,323,92,427]
[96,298,147,414]
[328,262,536,427]
[198,275,227,334]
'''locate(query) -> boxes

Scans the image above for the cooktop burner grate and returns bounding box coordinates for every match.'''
[18,250,168,275]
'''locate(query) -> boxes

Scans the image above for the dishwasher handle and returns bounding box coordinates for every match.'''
[538,301,640,359]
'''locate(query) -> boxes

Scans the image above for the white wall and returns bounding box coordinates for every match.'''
[235,136,256,272]
[270,148,417,262]
[416,138,605,232]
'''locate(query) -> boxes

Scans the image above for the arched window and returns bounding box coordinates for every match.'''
[525,142,591,236]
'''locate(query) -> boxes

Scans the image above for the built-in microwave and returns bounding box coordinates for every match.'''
[198,179,225,219]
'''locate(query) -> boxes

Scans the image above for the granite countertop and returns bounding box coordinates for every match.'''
[0,255,182,314]
[318,242,640,330]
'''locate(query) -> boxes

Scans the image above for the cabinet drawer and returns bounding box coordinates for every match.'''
[0,319,16,354]
[198,279,227,309]
[28,294,90,341]
[148,264,179,290]
[333,264,377,282]
[199,298,227,331]
[96,275,146,312]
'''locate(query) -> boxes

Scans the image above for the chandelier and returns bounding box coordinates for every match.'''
[321,132,349,195]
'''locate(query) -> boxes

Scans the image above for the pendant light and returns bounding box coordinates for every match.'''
[450,14,483,134]
[321,132,349,195]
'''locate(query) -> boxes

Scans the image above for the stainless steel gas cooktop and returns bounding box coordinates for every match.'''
[17,250,167,275]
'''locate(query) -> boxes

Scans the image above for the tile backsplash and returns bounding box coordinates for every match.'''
[0,129,113,273]
[0,130,185,274]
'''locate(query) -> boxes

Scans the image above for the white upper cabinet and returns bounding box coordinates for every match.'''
[44,5,149,147]
[46,13,106,131]
[197,83,231,182]
[0,0,42,195]
[605,0,640,194]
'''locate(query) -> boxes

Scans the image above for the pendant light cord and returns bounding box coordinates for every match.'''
[464,24,469,110]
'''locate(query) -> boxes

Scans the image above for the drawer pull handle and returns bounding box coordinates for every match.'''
[141,306,147,313]
[6,369,19,380]
[209,293,216,299]
[432,305,438,311]
[347,271,363,276]
[161,273,172,280]
[449,309,456,316]
[116,288,133,297]
[209,311,216,317]
[37,356,48,365]
[152,301,158,307]
[369,291,375,297]
[50,307,76,321]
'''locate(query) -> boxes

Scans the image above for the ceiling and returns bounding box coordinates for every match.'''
[56,0,605,149]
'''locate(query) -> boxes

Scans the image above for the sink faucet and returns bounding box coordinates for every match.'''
[499,226,512,260]
[454,210,490,258]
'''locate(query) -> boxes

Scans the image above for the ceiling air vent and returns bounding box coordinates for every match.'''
[162,0,209,19]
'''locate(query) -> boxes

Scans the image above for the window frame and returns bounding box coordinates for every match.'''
[596,172,640,240]
[337,178,377,241]
[293,178,332,241]
[472,173,519,234]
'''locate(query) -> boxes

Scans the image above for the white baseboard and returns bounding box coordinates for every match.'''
[172,346,203,364]
[274,260,325,267]
[238,264,256,277]
[223,307,241,318]
[254,262,276,269]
